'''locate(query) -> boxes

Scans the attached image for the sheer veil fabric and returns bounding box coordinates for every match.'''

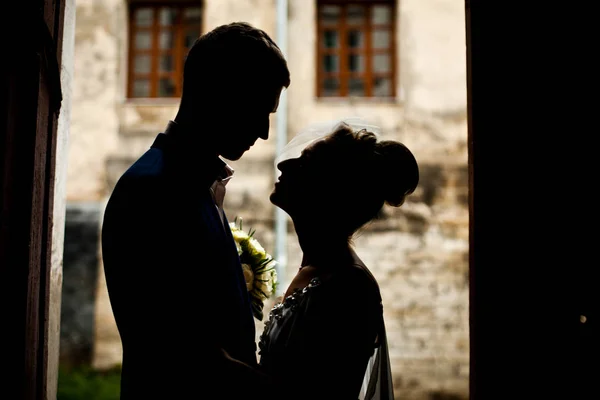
[274,117,383,168]
[359,319,395,400]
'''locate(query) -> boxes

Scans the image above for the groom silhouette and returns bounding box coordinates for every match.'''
[101,22,290,399]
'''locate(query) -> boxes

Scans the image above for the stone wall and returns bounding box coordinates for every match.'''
[60,202,102,366]
[62,0,469,399]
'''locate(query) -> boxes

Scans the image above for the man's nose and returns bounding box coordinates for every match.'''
[259,119,270,140]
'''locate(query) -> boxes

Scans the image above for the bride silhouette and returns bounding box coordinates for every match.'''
[259,118,419,399]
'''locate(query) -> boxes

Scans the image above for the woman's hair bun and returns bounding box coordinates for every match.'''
[375,140,419,207]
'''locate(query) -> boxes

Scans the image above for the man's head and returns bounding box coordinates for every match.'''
[176,22,290,160]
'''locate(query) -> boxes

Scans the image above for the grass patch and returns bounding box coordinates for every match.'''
[57,365,121,400]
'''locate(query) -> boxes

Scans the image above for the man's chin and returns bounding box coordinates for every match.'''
[220,149,246,161]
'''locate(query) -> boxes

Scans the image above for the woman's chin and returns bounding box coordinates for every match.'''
[269,191,287,211]
[269,191,278,206]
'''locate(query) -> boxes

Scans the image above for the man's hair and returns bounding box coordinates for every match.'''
[181,22,290,102]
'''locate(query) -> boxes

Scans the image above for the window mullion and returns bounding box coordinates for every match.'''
[175,6,184,97]
[150,7,159,97]
[365,6,373,97]
[339,5,348,97]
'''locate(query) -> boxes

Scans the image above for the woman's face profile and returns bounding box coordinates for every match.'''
[270,138,333,214]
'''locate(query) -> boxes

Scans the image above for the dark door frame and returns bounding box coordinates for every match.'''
[0,2,66,399]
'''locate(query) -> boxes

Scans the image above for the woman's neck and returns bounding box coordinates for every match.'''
[295,226,352,268]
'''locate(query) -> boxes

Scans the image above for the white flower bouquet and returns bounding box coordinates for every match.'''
[230,218,278,321]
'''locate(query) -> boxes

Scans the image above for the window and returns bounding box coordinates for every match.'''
[317,0,396,98]
[128,2,203,98]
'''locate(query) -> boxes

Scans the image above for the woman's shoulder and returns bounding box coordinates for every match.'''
[348,249,379,281]
[346,263,381,294]
[332,252,382,303]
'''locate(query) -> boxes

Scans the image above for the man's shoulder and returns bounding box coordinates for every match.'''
[124,146,166,180]
[119,147,167,185]
[105,148,167,213]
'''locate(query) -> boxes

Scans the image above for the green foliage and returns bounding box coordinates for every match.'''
[57,365,122,400]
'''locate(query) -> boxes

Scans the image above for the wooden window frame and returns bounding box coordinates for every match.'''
[316,0,397,98]
[127,1,203,99]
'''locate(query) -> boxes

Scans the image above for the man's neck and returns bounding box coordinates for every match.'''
[161,120,226,186]
[167,120,217,155]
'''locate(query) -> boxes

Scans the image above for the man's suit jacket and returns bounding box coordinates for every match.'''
[101,127,257,398]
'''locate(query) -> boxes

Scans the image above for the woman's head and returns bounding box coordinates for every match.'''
[270,123,419,238]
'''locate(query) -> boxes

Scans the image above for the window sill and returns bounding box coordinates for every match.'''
[122,97,180,106]
[314,96,401,105]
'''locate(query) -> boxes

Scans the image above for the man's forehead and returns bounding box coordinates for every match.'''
[271,95,280,112]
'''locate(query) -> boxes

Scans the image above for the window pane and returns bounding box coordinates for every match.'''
[348,30,364,49]
[319,5,341,26]
[373,54,391,73]
[159,8,177,26]
[133,79,150,97]
[373,77,392,97]
[134,31,152,50]
[323,30,339,49]
[159,54,174,72]
[372,30,390,49]
[134,8,153,27]
[348,54,364,73]
[323,55,339,73]
[133,54,151,74]
[158,77,177,97]
[349,78,365,96]
[322,78,340,96]
[347,5,366,25]
[183,7,202,25]
[159,30,174,50]
[372,5,392,25]
[185,27,200,48]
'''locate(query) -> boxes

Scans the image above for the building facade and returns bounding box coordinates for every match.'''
[61,0,469,398]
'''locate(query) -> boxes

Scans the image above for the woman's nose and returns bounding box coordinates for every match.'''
[277,158,292,171]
